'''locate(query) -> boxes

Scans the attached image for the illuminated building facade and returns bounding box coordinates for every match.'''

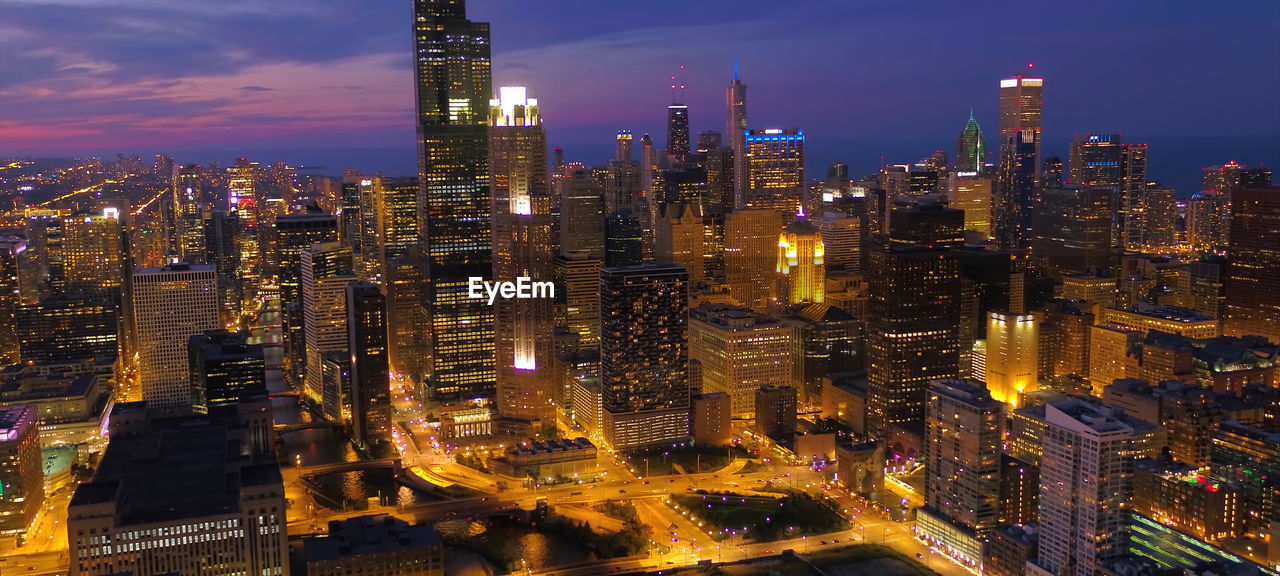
[490,86,555,428]
[274,212,339,386]
[1089,323,1143,395]
[955,110,987,175]
[690,392,732,446]
[605,210,643,267]
[228,158,261,306]
[689,304,793,416]
[188,329,265,411]
[1142,186,1176,251]
[552,252,601,351]
[727,73,748,197]
[1119,143,1149,251]
[741,128,804,213]
[173,164,204,263]
[599,263,690,450]
[1186,192,1230,252]
[996,74,1043,249]
[667,105,689,163]
[754,384,797,440]
[1223,186,1280,343]
[0,237,24,364]
[61,208,127,293]
[301,243,356,411]
[1210,420,1280,531]
[413,0,495,401]
[724,208,782,310]
[1100,304,1220,339]
[918,378,1002,569]
[347,281,391,448]
[985,312,1038,406]
[947,174,992,237]
[656,202,705,286]
[1032,186,1113,278]
[17,294,118,365]
[204,210,241,327]
[1133,459,1243,542]
[131,264,219,411]
[373,176,419,281]
[1067,133,1122,187]
[0,404,41,545]
[776,212,825,305]
[812,210,859,275]
[559,167,606,260]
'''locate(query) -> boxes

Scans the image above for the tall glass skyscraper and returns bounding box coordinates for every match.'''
[955,111,987,175]
[996,75,1043,249]
[413,0,495,400]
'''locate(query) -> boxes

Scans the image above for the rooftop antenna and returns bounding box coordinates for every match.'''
[671,65,686,104]
[733,57,738,81]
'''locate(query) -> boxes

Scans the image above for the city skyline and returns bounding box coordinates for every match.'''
[2,1,1278,194]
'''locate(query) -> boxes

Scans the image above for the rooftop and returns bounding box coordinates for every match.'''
[304,515,441,562]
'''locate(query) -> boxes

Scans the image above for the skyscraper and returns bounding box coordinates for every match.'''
[553,251,601,352]
[188,329,266,411]
[228,158,261,306]
[724,208,783,310]
[955,110,987,175]
[131,263,220,411]
[599,263,690,450]
[918,379,1002,570]
[490,86,556,428]
[1223,186,1280,342]
[413,0,494,401]
[1119,143,1149,251]
[347,281,391,448]
[998,74,1043,175]
[558,167,606,260]
[776,211,825,305]
[616,129,633,162]
[302,242,356,412]
[996,74,1043,249]
[173,164,205,263]
[740,128,804,212]
[274,212,339,386]
[983,312,1038,407]
[1032,186,1114,278]
[726,71,748,197]
[655,202,705,286]
[667,105,690,163]
[605,211,643,267]
[1067,134,1123,187]
[948,174,993,237]
[0,405,41,545]
[688,304,792,416]
[0,237,24,364]
[866,204,963,435]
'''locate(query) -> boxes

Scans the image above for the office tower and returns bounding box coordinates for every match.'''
[1211,421,1280,531]
[413,0,494,401]
[984,312,1038,406]
[656,202,705,285]
[704,146,735,213]
[812,210,860,275]
[689,304,793,416]
[0,237,24,364]
[776,211,825,304]
[784,302,861,403]
[347,282,391,448]
[1099,304,1218,339]
[553,252,601,351]
[1186,192,1230,252]
[690,392,732,446]
[661,166,708,210]
[1088,323,1143,395]
[1067,134,1123,187]
[490,86,556,428]
[606,155,642,217]
[998,74,1043,175]
[228,157,261,305]
[605,210,643,267]
[302,242,356,412]
[17,294,118,365]
[386,254,425,379]
[599,263,690,450]
[62,207,127,293]
[188,329,265,411]
[1042,156,1064,189]
[354,174,381,279]
[986,524,1040,576]
[947,174,993,237]
[955,110,987,175]
[999,454,1040,525]
[1032,186,1114,278]
[918,379,1002,569]
[303,515,444,576]
[205,210,241,327]
[173,164,204,262]
[996,74,1043,248]
[740,129,804,212]
[1186,258,1226,319]
[1119,143,1149,251]
[274,211,339,380]
[696,131,721,153]
[753,384,797,440]
[1223,186,1280,342]
[866,204,963,435]
[1202,161,1271,203]
[702,209,727,283]
[374,176,420,280]
[131,263,219,411]
[0,405,41,544]
[614,129,634,162]
[20,211,62,300]
[1142,186,1176,250]
[725,208,783,310]
[1028,400,1162,576]
[1062,275,1117,309]
[69,398,287,576]
[559,167,606,259]
[340,170,364,247]
[667,105,690,162]
[727,71,748,197]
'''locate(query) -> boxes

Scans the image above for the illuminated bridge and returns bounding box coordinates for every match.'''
[274,420,344,433]
[299,458,401,478]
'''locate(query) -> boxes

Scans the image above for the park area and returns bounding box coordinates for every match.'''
[670,489,846,542]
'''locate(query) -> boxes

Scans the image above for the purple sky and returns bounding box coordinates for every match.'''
[2,0,1278,189]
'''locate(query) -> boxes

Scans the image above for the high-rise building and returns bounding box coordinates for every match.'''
[866,205,963,434]
[1186,192,1231,252]
[599,263,690,450]
[605,210,644,267]
[688,304,793,416]
[996,74,1043,249]
[301,242,356,412]
[984,312,1038,407]
[727,72,748,198]
[1032,186,1114,278]
[690,392,732,446]
[1088,323,1143,395]
[667,105,690,163]
[1028,400,1163,576]
[228,158,261,306]
[558,167,606,260]
[1223,186,1280,342]
[69,398,287,576]
[0,405,41,545]
[173,164,205,263]
[1142,186,1177,251]
[62,207,127,293]
[656,202,705,285]
[812,210,860,275]
[1067,134,1123,187]
[552,252,601,351]
[955,110,987,175]
[490,86,556,428]
[947,174,993,237]
[17,294,118,365]
[0,237,25,364]
[917,379,1002,570]
[413,0,494,401]
[274,211,339,386]
[131,263,220,411]
[740,129,804,212]
[188,329,266,411]
[1042,156,1064,189]
[339,170,365,248]
[347,281,391,448]
[776,211,825,305]
[1119,143,1149,251]
[205,210,242,327]
[725,208,783,310]
[754,384,797,440]
[373,176,420,282]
